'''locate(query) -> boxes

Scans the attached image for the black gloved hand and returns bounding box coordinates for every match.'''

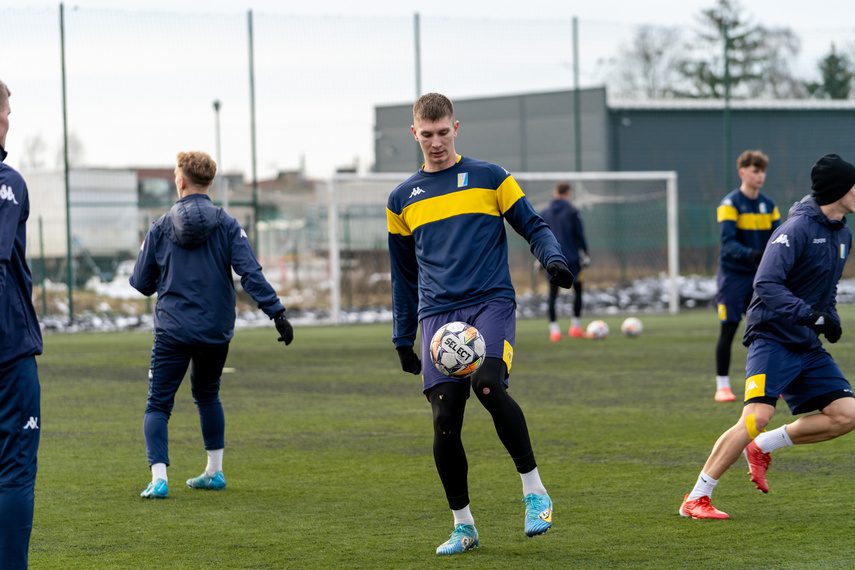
[808,311,842,343]
[547,260,575,289]
[750,250,764,265]
[274,310,294,345]
[396,346,421,375]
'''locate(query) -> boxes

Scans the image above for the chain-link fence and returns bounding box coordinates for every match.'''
[5,7,854,320]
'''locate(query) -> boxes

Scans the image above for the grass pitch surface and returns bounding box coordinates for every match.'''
[31,307,855,568]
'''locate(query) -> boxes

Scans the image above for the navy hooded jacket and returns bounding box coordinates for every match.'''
[130,193,285,344]
[540,198,587,271]
[743,195,851,352]
[0,145,43,365]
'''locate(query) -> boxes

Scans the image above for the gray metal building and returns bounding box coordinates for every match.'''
[374,90,855,274]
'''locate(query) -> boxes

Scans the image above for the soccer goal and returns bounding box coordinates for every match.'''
[326,171,678,324]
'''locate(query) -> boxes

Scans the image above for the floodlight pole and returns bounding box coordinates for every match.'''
[723,22,732,190]
[213,99,227,209]
[60,2,74,321]
[572,16,582,172]
[414,12,422,170]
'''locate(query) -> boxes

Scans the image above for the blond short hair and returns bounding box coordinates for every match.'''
[177,151,217,186]
[413,93,454,123]
[0,78,10,112]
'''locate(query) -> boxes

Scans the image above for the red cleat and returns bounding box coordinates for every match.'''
[714,387,736,402]
[679,495,729,519]
[569,326,593,339]
[743,440,771,493]
[549,331,562,342]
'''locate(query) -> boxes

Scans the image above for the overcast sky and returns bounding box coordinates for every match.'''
[3,0,853,179]
[3,0,850,27]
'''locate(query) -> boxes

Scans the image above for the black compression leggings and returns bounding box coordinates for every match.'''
[548,280,583,322]
[715,321,740,377]
[427,357,537,510]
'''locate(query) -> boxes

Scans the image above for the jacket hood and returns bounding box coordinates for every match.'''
[163,193,224,248]
[788,194,847,230]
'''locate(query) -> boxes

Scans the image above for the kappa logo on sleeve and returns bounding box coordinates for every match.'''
[0,184,19,205]
[240,228,248,238]
[771,234,790,247]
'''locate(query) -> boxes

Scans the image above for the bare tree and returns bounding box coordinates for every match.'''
[750,27,806,99]
[600,25,686,99]
[54,132,85,169]
[19,134,47,170]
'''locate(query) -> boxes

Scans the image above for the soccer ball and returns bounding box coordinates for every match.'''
[429,321,486,378]
[586,319,609,340]
[621,317,643,337]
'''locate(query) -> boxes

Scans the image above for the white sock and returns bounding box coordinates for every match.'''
[716,375,731,390]
[549,321,560,334]
[206,448,224,475]
[754,425,793,453]
[520,467,548,496]
[452,505,475,526]
[687,471,718,501]
[572,317,581,329]
[151,463,167,483]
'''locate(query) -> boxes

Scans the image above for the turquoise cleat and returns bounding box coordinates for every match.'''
[186,471,226,490]
[435,523,479,555]
[141,478,168,499]
[523,493,553,536]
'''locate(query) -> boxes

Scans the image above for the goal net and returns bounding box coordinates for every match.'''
[310,171,677,323]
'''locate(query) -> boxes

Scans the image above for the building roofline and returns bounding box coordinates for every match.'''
[608,98,855,111]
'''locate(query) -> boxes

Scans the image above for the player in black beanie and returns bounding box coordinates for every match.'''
[811,153,855,206]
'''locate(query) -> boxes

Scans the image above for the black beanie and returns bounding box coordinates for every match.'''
[811,153,855,206]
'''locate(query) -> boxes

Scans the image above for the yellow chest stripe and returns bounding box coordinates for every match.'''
[401,187,501,232]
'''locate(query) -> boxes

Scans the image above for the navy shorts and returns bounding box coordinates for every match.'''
[744,339,853,414]
[419,297,516,392]
[716,269,754,323]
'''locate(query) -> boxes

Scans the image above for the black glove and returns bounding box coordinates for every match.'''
[396,346,421,375]
[547,260,575,289]
[808,311,842,343]
[274,310,294,345]
[750,250,764,265]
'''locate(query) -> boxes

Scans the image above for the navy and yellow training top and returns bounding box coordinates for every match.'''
[717,188,780,274]
[387,155,565,348]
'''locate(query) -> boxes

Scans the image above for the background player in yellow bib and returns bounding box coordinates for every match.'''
[713,150,780,402]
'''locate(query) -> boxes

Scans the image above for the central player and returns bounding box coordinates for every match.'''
[387,93,575,555]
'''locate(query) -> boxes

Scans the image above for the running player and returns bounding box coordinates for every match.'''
[681,153,855,519]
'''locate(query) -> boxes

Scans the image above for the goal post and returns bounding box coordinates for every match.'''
[327,170,679,324]
[513,171,679,315]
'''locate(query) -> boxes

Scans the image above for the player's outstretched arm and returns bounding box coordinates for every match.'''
[547,260,575,289]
